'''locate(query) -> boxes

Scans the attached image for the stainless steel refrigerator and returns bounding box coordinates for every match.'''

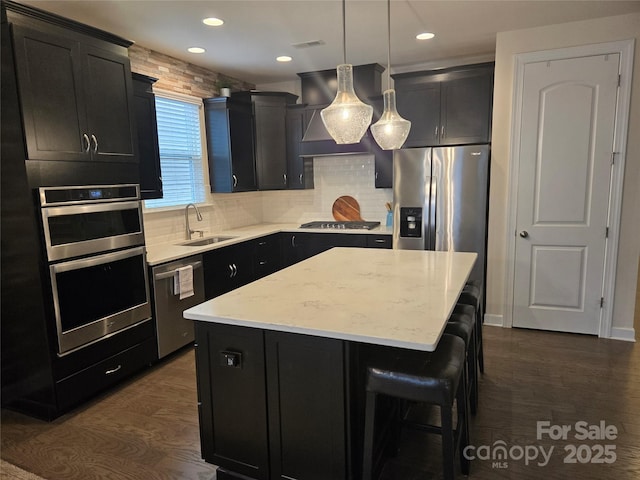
[392,145,490,286]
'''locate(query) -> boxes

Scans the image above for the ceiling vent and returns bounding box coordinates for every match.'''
[292,40,325,49]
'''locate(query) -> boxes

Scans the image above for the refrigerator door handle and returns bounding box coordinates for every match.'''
[428,176,437,250]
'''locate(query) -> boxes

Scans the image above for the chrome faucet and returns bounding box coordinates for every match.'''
[185,203,204,240]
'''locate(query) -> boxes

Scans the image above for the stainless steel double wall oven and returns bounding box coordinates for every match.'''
[39,184,151,355]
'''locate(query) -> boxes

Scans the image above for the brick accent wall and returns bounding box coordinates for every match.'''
[128,44,254,97]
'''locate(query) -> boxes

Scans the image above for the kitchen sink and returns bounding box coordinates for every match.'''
[177,236,237,247]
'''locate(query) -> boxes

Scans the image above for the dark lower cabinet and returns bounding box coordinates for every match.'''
[281,233,311,267]
[255,234,282,279]
[203,242,255,299]
[265,331,346,480]
[204,232,391,298]
[366,234,392,249]
[194,322,269,479]
[281,232,369,267]
[55,334,156,411]
[194,322,347,480]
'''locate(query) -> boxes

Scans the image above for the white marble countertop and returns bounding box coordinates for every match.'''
[184,248,476,351]
[145,223,393,266]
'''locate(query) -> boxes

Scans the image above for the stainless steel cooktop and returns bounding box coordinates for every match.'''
[299,221,381,230]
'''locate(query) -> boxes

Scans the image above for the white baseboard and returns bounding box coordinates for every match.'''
[483,314,504,327]
[609,327,636,342]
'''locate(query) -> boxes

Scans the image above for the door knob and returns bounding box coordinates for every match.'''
[520,231,529,238]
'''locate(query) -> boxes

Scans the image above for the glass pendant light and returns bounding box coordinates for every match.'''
[321,0,373,144]
[371,0,411,150]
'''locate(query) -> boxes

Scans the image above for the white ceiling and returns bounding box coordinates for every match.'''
[19,0,640,84]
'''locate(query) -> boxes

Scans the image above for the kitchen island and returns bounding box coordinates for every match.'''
[184,247,476,480]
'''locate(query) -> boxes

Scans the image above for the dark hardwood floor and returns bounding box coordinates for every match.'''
[2,327,639,480]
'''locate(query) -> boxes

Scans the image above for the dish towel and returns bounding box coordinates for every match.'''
[174,265,194,300]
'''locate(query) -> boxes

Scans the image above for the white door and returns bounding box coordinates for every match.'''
[513,54,619,334]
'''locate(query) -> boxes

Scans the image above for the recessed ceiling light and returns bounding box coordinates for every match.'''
[276,56,292,63]
[188,47,206,54]
[416,32,435,40]
[203,17,224,27]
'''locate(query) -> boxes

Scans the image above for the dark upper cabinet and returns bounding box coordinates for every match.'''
[204,97,257,193]
[395,82,441,148]
[253,95,288,190]
[11,23,137,164]
[393,63,494,147]
[440,72,493,145]
[205,92,298,193]
[285,104,314,190]
[132,73,162,199]
[239,91,299,191]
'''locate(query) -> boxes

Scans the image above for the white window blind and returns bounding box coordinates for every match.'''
[144,95,205,208]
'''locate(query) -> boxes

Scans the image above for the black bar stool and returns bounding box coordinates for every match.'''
[445,311,478,414]
[362,334,470,480]
[458,280,484,373]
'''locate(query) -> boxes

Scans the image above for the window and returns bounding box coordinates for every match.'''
[144,94,206,208]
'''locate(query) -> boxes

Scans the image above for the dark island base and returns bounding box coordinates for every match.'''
[217,468,257,480]
[195,321,404,480]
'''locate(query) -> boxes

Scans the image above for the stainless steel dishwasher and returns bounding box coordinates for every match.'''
[151,254,205,358]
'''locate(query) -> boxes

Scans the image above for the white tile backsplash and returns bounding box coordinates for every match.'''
[262,154,392,224]
[143,153,392,246]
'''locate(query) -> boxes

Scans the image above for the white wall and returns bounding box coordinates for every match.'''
[487,12,640,335]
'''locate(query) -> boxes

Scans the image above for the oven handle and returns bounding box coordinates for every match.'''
[50,246,147,274]
[153,261,203,281]
[42,200,142,218]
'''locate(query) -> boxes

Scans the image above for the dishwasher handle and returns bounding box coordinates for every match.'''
[154,261,203,281]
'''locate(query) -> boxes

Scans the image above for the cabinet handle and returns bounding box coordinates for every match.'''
[283,173,287,185]
[105,365,122,375]
[375,172,378,180]
[375,239,386,243]
[233,263,237,277]
[299,173,303,185]
[259,261,267,266]
[258,241,267,246]
[291,235,296,248]
[232,175,238,188]
[91,134,98,152]
[435,126,439,138]
[83,133,91,152]
[441,126,445,138]
[228,264,234,278]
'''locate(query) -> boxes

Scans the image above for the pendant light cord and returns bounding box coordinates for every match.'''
[386,0,391,90]
[342,0,347,64]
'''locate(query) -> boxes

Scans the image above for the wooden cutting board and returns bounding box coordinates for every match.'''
[332,195,364,221]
